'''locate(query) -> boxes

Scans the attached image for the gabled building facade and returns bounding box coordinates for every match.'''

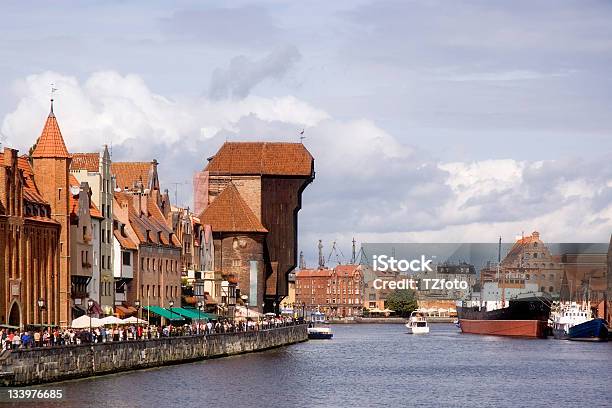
[68,176,102,318]
[0,147,62,328]
[195,142,314,311]
[111,161,181,312]
[70,147,115,313]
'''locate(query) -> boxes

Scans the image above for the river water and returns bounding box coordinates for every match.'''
[10,324,612,407]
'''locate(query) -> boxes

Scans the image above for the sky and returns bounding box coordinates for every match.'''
[0,1,611,266]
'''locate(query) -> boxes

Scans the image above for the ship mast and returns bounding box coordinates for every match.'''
[499,236,505,307]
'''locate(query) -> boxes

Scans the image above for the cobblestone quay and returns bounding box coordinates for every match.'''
[0,324,308,386]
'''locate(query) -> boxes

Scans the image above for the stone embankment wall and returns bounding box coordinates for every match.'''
[0,325,307,386]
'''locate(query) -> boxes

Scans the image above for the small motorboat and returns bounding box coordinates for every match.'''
[307,326,333,339]
[405,311,429,334]
[307,310,333,339]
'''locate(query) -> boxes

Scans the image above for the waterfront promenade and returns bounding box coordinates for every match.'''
[0,323,307,386]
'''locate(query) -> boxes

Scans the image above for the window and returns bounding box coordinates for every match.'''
[124,252,132,266]
[102,228,105,243]
[102,256,105,269]
[107,230,111,244]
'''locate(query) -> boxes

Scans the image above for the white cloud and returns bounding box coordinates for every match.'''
[2,70,610,264]
[1,71,328,154]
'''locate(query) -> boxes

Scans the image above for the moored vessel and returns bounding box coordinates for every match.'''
[457,290,552,338]
[551,302,591,340]
[307,311,333,339]
[568,318,609,342]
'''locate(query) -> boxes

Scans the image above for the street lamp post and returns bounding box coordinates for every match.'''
[87,299,94,343]
[273,302,277,316]
[240,295,249,331]
[197,301,203,335]
[134,300,141,339]
[168,300,175,335]
[37,298,46,327]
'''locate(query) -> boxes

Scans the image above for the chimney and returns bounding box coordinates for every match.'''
[132,193,142,217]
[3,147,16,167]
[140,193,148,216]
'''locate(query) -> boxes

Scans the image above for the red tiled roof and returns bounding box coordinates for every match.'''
[114,229,137,250]
[90,202,102,219]
[31,112,70,158]
[205,142,314,176]
[71,153,99,172]
[112,162,151,190]
[295,269,333,278]
[334,265,361,276]
[114,191,180,248]
[506,232,540,258]
[199,183,267,233]
[7,155,49,205]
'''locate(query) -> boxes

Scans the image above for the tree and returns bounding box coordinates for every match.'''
[385,289,418,317]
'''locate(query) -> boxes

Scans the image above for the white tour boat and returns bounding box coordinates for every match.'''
[405,311,430,334]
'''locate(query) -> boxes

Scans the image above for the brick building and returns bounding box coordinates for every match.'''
[199,182,267,310]
[195,142,314,312]
[295,264,364,318]
[111,161,181,318]
[0,147,62,328]
[30,105,73,327]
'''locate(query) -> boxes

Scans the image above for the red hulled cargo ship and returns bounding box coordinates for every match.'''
[457,292,552,338]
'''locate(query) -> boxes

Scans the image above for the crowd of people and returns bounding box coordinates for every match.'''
[1,315,301,350]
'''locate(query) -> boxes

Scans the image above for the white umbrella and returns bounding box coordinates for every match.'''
[71,315,103,329]
[100,316,125,325]
[122,316,147,324]
[234,306,263,318]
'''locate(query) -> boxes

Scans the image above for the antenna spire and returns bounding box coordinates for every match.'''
[50,83,58,116]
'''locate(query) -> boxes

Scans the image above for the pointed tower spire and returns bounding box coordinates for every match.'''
[31,101,70,158]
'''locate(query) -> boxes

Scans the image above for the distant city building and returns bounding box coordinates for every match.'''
[607,236,611,323]
[362,266,398,312]
[295,264,364,317]
[279,271,296,311]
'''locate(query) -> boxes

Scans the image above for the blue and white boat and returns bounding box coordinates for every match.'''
[551,302,608,341]
[568,318,609,342]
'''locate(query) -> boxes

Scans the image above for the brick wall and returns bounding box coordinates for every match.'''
[0,325,307,386]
